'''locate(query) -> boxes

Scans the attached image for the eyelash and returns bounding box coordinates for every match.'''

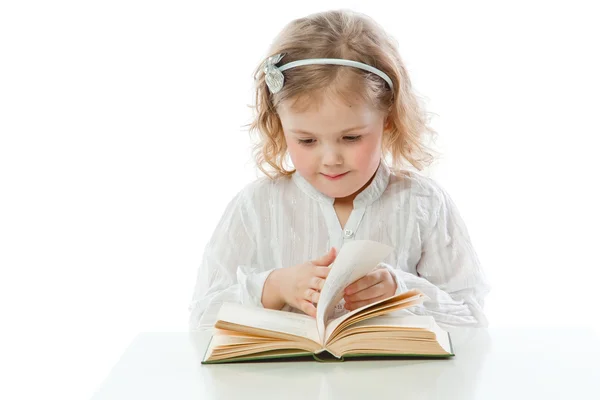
[297,136,362,146]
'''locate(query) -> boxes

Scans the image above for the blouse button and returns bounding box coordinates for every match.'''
[344,229,354,239]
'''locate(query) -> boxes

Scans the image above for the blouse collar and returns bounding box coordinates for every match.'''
[291,160,391,207]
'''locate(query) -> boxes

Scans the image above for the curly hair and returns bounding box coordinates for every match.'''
[245,9,439,179]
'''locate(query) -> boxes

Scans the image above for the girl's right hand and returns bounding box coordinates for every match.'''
[262,247,337,317]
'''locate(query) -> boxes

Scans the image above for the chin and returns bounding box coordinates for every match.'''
[316,183,358,199]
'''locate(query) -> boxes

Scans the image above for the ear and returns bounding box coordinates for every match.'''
[383,116,392,133]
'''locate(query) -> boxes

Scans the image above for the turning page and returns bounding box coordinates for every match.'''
[315,240,394,343]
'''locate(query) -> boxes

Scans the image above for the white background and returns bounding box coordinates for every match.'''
[1,1,599,399]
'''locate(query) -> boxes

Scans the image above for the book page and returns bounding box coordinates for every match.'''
[337,314,452,354]
[315,240,394,343]
[323,290,425,342]
[338,314,436,330]
[217,302,321,344]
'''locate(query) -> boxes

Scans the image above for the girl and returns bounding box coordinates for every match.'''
[188,9,490,331]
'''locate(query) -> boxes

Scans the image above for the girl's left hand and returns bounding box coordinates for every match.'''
[343,268,397,311]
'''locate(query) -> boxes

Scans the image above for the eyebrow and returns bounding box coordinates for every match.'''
[289,125,368,135]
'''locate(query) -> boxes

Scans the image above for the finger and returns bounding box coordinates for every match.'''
[309,276,326,291]
[313,267,330,279]
[304,288,320,304]
[344,282,385,302]
[311,247,337,266]
[299,300,317,317]
[344,294,388,311]
[344,271,384,295]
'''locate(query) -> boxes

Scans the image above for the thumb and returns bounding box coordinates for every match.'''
[311,247,337,266]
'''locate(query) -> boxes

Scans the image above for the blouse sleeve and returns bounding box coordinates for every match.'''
[187,188,277,331]
[378,183,491,327]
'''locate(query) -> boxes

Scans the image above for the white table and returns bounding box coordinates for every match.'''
[91,328,600,399]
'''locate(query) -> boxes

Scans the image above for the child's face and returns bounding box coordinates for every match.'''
[278,94,387,201]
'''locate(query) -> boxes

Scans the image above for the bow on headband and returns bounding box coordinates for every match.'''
[260,53,286,94]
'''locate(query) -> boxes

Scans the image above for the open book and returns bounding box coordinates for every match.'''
[202,240,454,363]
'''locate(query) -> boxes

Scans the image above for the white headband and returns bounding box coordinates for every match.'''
[258,53,394,94]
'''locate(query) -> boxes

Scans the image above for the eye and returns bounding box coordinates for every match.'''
[343,135,362,142]
[297,138,316,146]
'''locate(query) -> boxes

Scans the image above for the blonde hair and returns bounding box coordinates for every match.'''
[246,9,438,179]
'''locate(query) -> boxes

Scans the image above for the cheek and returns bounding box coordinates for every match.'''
[351,138,381,168]
[286,141,315,171]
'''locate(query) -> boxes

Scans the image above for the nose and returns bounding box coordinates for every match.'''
[322,143,343,167]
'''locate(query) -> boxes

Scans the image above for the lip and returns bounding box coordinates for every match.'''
[321,172,349,180]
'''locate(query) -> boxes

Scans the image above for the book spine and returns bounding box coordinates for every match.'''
[311,352,345,362]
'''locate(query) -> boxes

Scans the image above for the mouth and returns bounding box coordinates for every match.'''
[321,172,349,180]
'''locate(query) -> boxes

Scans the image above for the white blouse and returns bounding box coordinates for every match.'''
[188,161,491,331]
